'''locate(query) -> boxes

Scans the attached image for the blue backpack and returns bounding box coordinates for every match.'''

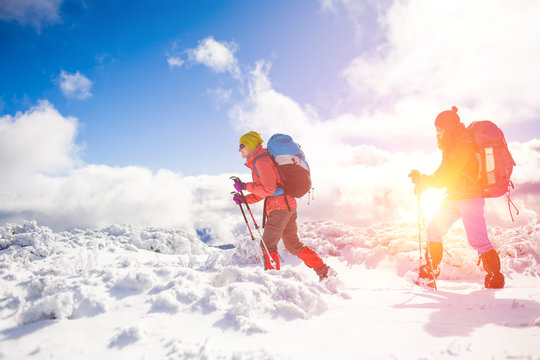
[254,134,312,198]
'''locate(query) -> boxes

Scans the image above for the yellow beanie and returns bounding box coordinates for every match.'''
[239,131,263,150]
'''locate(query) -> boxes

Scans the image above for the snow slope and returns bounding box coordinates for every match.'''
[1,220,539,359]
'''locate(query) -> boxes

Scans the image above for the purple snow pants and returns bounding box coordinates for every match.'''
[427,197,494,254]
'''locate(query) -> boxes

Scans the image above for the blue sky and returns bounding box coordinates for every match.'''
[3,0,538,176]
[0,0,371,175]
[1,0,540,232]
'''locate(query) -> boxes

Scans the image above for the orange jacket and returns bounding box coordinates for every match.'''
[422,125,482,200]
[244,144,297,215]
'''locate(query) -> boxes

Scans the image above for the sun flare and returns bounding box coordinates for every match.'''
[419,189,446,223]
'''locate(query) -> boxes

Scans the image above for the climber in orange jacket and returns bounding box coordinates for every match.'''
[233,131,334,281]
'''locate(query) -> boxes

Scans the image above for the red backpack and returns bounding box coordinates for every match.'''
[468,120,520,221]
[467,120,516,198]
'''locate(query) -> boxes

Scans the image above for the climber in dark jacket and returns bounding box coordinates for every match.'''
[409,106,505,288]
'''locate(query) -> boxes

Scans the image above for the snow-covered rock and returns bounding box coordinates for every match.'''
[0,220,538,359]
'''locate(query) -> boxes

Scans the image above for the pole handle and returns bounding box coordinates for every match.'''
[231,176,252,211]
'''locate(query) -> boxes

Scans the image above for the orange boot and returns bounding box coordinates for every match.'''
[263,251,280,270]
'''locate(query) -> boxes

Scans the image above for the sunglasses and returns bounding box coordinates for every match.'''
[239,144,246,150]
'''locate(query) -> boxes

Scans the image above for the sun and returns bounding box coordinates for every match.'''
[419,188,446,223]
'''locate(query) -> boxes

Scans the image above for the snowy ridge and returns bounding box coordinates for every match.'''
[1,220,539,359]
[298,220,540,278]
[0,222,337,344]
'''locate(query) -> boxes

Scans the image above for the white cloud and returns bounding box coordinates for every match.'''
[340,0,540,137]
[59,70,93,100]
[212,0,540,231]
[228,59,429,148]
[4,1,540,238]
[207,87,232,105]
[320,0,372,13]
[167,56,184,70]
[187,37,241,78]
[0,101,537,242]
[229,60,314,135]
[0,101,215,233]
[227,68,538,228]
[0,0,63,31]
[0,100,79,183]
[320,0,387,41]
[226,59,539,229]
[319,0,336,12]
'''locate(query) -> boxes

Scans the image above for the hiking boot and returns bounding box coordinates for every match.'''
[485,272,505,289]
[314,264,336,281]
[419,264,440,280]
[481,249,505,289]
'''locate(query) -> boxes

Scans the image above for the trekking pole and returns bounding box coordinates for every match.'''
[416,191,423,269]
[232,192,264,266]
[230,177,276,268]
[415,187,438,290]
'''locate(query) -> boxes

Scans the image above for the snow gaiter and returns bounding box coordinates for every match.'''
[427,242,443,268]
[419,242,443,280]
[297,247,324,269]
[263,251,280,270]
[481,249,505,288]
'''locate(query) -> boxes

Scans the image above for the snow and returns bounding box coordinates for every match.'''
[1,220,539,359]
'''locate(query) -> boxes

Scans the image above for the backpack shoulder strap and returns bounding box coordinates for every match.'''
[253,153,285,197]
[253,153,272,177]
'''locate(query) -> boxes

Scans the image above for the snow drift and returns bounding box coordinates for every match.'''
[0,220,539,359]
